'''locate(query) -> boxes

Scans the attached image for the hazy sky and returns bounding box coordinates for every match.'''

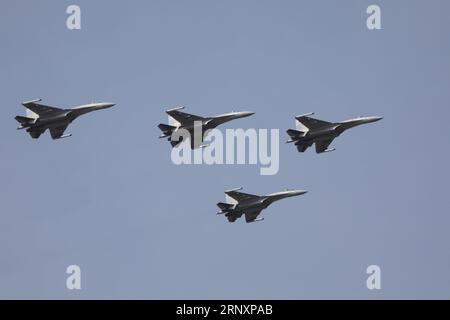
[1,0,449,299]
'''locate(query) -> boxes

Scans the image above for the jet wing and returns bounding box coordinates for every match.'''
[225,190,259,203]
[245,210,263,223]
[315,139,334,153]
[22,101,63,117]
[296,115,331,131]
[49,124,69,139]
[166,109,204,125]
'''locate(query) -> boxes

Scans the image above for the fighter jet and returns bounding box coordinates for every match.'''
[15,99,115,140]
[217,187,308,223]
[158,107,254,149]
[286,113,383,153]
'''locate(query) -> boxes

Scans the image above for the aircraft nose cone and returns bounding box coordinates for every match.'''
[236,111,255,118]
[366,116,383,123]
[286,190,308,197]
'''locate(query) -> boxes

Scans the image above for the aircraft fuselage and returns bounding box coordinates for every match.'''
[17,101,115,139]
[296,125,342,144]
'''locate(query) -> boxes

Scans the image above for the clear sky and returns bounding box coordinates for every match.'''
[1,0,449,299]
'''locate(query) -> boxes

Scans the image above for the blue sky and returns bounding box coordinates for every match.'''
[0,0,449,299]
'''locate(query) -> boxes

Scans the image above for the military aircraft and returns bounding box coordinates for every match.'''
[286,113,383,153]
[15,99,115,140]
[158,107,254,149]
[217,187,307,223]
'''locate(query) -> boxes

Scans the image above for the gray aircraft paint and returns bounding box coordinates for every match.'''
[217,188,307,223]
[2,1,450,300]
[158,107,254,149]
[287,113,383,153]
[15,99,115,140]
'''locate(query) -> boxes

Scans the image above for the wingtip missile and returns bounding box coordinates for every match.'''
[295,112,314,119]
[54,134,72,140]
[225,187,243,193]
[22,98,42,105]
[166,106,185,112]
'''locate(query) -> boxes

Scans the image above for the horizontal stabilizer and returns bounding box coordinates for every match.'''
[15,116,35,125]
[217,202,235,211]
[287,129,306,139]
[158,123,176,132]
[158,123,176,131]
